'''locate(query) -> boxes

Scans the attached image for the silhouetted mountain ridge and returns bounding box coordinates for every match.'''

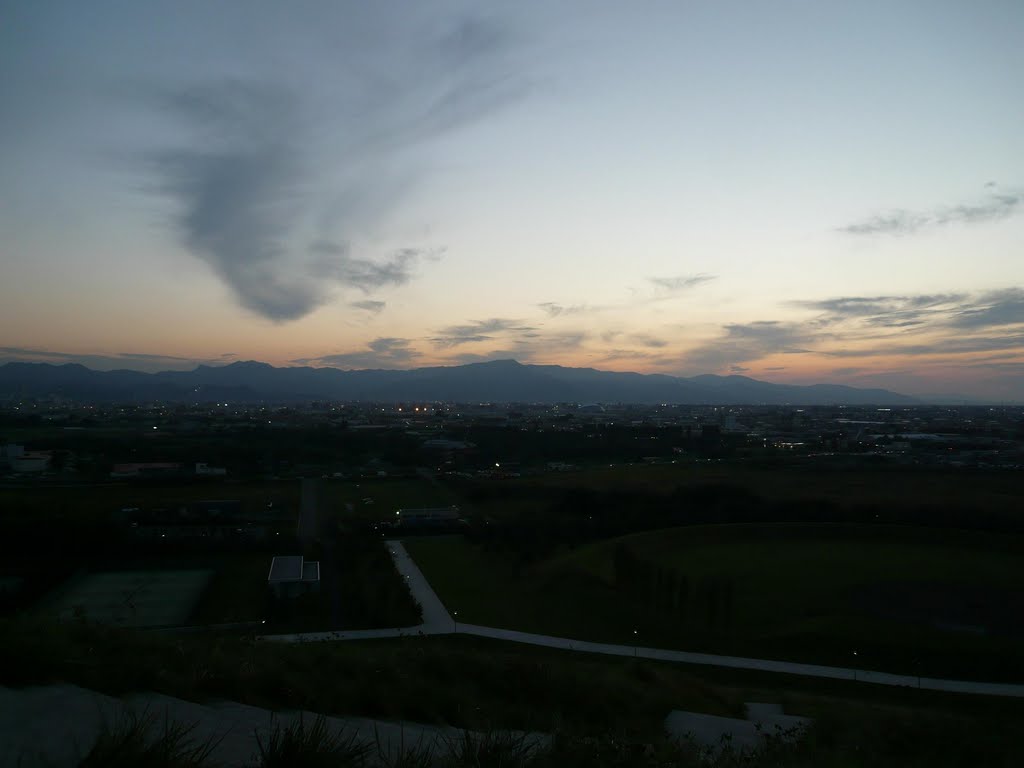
[0,359,919,405]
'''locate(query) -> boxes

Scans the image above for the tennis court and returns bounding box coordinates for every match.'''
[51,569,213,628]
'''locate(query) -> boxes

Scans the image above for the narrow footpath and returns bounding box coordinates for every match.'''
[258,541,1024,699]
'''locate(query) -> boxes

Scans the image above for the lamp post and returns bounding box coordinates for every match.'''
[633,629,638,658]
[453,610,458,634]
[853,651,858,682]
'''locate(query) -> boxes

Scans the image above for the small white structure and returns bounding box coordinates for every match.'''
[268,555,320,598]
[11,451,51,473]
[1,444,25,464]
[195,462,227,476]
[395,507,461,526]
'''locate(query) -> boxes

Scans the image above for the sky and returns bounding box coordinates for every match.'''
[1,1,1022,400]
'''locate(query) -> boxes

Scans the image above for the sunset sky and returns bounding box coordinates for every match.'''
[2,1,1022,400]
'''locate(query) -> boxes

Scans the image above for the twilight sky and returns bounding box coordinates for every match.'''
[2,1,1023,400]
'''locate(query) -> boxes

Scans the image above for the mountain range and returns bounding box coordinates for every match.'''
[0,359,918,405]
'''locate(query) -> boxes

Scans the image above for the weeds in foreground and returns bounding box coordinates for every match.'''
[441,730,539,767]
[78,709,220,768]
[253,714,371,767]
[73,713,811,768]
[43,711,1008,768]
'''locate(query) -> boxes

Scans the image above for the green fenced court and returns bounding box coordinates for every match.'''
[49,569,213,628]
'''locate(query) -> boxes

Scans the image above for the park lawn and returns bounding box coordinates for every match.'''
[404,535,755,649]
[401,535,539,625]
[405,525,1024,681]
[486,463,1024,513]
[557,523,1024,635]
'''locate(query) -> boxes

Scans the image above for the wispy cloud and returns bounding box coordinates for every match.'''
[536,302,592,318]
[446,330,588,364]
[648,274,717,292]
[950,288,1024,329]
[350,299,387,315]
[298,337,421,369]
[629,334,669,348]
[683,287,1024,374]
[308,242,433,295]
[823,333,1024,358]
[792,290,1024,333]
[789,294,966,328]
[0,347,215,372]
[840,188,1023,236]
[538,273,716,321]
[682,321,817,371]
[431,318,536,348]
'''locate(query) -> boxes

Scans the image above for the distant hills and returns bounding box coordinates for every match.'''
[0,359,919,405]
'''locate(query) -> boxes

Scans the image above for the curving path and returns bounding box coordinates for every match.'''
[258,541,1024,699]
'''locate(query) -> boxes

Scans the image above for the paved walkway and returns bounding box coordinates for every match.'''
[258,541,1024,699]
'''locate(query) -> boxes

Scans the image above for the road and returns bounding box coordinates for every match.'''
[297,477,318,545]
[258,541,1024,699]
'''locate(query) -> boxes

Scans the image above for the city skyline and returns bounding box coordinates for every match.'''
[2,1,1023,400]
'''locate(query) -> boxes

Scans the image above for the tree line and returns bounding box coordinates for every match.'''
[612,543,735,631]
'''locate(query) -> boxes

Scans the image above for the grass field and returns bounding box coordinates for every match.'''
[0,479,301,523]
[189,555,271,625]
[474,463,1024,514]
[320,476,460,525]
[404,524,1024,681]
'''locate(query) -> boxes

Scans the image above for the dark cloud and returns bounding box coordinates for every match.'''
[431,318,536,348]
[300,337,421,369]
[648,274,717,292]
[840,189,1023,236]
[148,85,438,321]
[143,13,526,322]
[729,365,749,373]
[147,80,362,321]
